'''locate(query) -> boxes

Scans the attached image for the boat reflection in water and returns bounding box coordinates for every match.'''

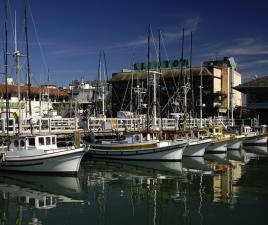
[205,152,229,165]
[0,174,85,225]
[243,145,268,155]
[0,152,267,225]
[82,157,249,224]
[182,157,213,174]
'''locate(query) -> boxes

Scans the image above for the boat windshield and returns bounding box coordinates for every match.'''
[28,138,35,146]
[39,137,44,146]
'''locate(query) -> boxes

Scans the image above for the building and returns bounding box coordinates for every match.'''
[234,75,268,124]
[110,57,242,117]
[67,79,95,104]
[64,79,111,116]
[204,57,242,111]
[0,79,69,119]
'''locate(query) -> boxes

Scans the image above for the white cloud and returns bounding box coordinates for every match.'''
[218,38,268,56]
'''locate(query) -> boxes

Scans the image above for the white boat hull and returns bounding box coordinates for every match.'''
[205,140,228,153]
[243,135,268,146]
[227,136,245,150]
[87,141,187,161]
[0,148,85,175]
[183,139,211,157]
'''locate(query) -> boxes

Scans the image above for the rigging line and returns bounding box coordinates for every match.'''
[159,73,175,111]
[7,0,15,44]
[150,27,159,64]
[28,1,48,71]
[120,78,130,111]
[158,31,175,113]
[103,50,108,81]
[160,94,175,113]
[160,31,179,90]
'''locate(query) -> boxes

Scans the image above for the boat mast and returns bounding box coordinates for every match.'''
[146,24,151,133]
[130,51,134,113]
[180,28,184,113]
[4,0,9,134]
[190,32,195,117]
[24,0,32,117]
[158,29,161,118]
[14,11,22,134]
[199,64,203,128]
[230,67,234,126]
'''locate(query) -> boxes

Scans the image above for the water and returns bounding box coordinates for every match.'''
[0,147,268,225]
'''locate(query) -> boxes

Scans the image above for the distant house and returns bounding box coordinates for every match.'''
[234,76,268,124]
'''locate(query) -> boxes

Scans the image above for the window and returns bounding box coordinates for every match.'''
[39,137,44,145]
[14,140,19,147]
[46,137,51,145]
[20,140,25,147]
[28,138,35,146]
[52,137,56,145]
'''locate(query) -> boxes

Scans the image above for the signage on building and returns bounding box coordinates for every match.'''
[133,59,188,71]
[0,102,25,109]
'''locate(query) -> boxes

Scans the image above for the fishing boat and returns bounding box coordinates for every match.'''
[183,138,212,157]
[86,133,188,161]
[204,126,231,153]
[0,134,85,175]
[227,134,245,150]
[205,138,229,153]
[243,134,268,146]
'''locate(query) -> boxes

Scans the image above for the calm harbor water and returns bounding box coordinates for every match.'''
[0,147,268,225]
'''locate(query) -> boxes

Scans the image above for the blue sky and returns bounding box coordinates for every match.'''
[1,0,268,86]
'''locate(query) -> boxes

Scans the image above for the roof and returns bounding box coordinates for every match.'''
[234,75,268,93]
[0,84,69,97]
[110,66,214,83]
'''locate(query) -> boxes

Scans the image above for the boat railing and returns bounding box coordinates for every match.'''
[0,116,256,135]
[0,117,77,135]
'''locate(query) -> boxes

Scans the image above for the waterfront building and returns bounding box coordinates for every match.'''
[110,57,242,117]
[0,78,69,119]
[67,79,95,104]
[64,79,111,117]
[234,75,268,124]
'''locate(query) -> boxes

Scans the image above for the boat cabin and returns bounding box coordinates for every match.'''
[207,126,223,137]
[9,135,58,152]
